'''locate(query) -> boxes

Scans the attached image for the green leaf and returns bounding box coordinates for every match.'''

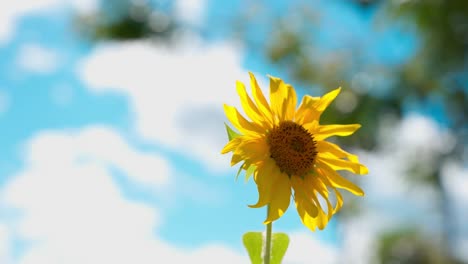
[243,232,263,264]
[244,164,256,182]
[235,162,256,182]
[270,233,290,264]
[225,123,241,141]
[235,163,245,181]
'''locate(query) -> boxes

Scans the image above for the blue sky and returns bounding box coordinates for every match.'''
[0,1,467,263]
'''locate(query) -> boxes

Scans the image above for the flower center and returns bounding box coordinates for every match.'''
[267,121,317,177]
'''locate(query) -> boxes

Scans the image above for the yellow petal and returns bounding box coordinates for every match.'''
[333,188,344,213]
[296,88,341,125]
[316,161,365,196]
[313,87,341,113]
[316,141,360,163]
[295,198,315,231]
[304,175,333,220]
[224,104,262,135]
[249,72,273,123]
[249,160,280,208]
[316,174,344,214]
[296,95,320,124]
[269,75,289,122]
[221,137,242,154]
[264,173,291,224]
[291,177,318,218]
[320,193,333,221]
[314,124,361,141]
[238,162,256,182]
[230,153,243,166]
[315,205,329,230]
[233,138,269,165]
[318,155,368,175]
[285,85,297,120]
[294,193,329,232]
[236,81,269,128]
[302,120,319,134]
[304,173,328,198]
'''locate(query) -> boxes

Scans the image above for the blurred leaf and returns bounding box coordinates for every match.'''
[271,233,289,264]
[73,0,176,42]
[234,163,256,182]
[377,228,455,264]
[225,123,241,141]
[244,165,255,182]
[243,232,263,264]
[388,0,468,72]
[93,16,150,40]
[235,163,245,181]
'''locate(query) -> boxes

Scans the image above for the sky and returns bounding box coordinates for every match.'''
[0,0,467,264]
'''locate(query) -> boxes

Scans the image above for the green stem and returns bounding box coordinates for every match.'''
[264,206,272,264]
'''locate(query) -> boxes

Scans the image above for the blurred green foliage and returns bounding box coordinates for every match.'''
[74,0,176,42]
[259,2,466,263]
[378,228,454,264]
[240,2,467,262]
[387,0,468,148]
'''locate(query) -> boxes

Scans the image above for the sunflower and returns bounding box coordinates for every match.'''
[221,72,368,231]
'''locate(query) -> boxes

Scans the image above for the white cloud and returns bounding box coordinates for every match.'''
[340,114,464,263]
[175,0,206,26]
[0,0,98,44]
[16,44,60,74]
[0,224,12,264]
[283,232,338,264]
[78,40,259,172]
[394,114,455,155]
[338,211,394,264]
[359,114,453,219]
[442,161,468,202]
[186,244,247,264]
[442,161,468,262]
[453,239,468,262]
[376,113,455,170]
[3,160,247,264]
[5,162,159,243]
[25,126,170,188]
[0,1,59,43]
[67,0,98,14]
[1,127,249,264]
